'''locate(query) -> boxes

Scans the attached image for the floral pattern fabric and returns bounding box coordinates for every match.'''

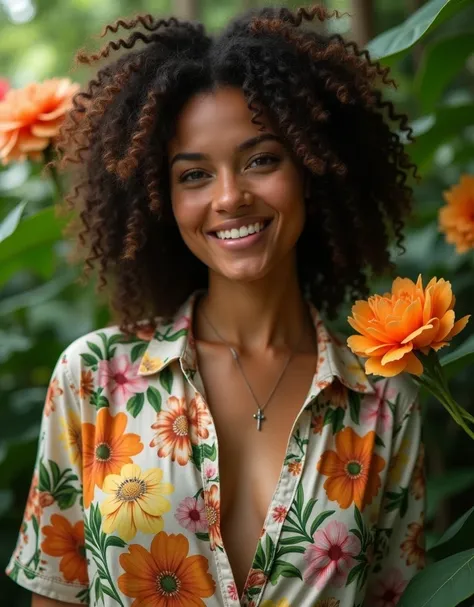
[6,292,425,606]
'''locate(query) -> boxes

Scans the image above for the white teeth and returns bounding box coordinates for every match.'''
[216,222,266,240]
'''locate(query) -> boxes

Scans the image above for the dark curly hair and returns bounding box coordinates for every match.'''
[56,5,417,333]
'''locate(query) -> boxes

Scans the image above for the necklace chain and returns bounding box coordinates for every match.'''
[200,306,300,431]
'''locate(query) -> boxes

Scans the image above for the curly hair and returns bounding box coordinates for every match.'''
[56,5,417,333]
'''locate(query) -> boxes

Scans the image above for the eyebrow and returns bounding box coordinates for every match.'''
[169,133,283,169]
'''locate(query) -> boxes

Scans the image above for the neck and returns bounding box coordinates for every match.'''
[196,258,315,355]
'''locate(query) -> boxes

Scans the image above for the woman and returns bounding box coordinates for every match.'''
[7,6,425,607]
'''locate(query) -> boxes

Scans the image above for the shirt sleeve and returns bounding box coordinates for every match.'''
[366,394,426,605]
[5,350,89,604]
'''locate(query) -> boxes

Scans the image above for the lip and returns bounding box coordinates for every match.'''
[206,216,272,234]
[209,220,272,250]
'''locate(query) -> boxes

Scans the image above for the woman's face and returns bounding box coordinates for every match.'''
[168,86,306,284]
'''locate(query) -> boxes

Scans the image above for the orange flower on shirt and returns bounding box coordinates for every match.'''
[118,531,215,605]
[317,427,385,510]
[400,521,425,570]
[79,370,94,399]
[44,377,63,417]
[59,411,82,466]
[82,408,143,508]
[203,484,223,550]
[41,514,88,584]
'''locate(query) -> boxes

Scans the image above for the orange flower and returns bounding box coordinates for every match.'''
[288,461,302,476]
[24,473,41,522]
[203,484,223,550]
[59,411,82,466]
[400,521,425,570]
[44,377,63,416]
[347,275,470,377]
[82,408,143,508]
[41,514,88,584]
[411,444,425,500]
[79,370,94,399]
[118,531,215,605]
[439,175,474,253]
[317,427,385,510]
[0,78,79,165]
[311,414,324,435]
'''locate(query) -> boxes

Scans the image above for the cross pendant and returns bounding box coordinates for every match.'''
[253,408,266,431]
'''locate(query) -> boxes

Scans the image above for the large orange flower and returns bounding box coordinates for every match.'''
[82,408,143,508]
[118,531,215,606]
[347,275,470,377]
[317,427,385,510]
[0,78,79,165]
[41,514,88,584]
[439,175,474,253]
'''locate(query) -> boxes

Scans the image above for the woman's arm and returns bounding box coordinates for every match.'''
[32,594,78,607]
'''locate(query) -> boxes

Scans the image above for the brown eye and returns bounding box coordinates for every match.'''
[179,169,208,183]
[248,154,279,169]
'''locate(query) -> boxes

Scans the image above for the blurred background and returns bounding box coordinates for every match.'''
[1,0,474,604]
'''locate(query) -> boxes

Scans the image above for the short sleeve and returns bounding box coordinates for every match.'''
[5,350,89,604]
[366,395,425,605]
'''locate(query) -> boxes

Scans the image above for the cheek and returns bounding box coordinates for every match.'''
[172,193,207,236]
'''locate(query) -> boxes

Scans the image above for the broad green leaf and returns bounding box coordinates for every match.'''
[146,386,162,413]
[0,200,27,243]
[416,32,474,113]
[429,506,474,560]
[367,0,473,65]
[398,548,474,607]
[0,270,75,315]
[0,244,55,287]
[126,392,145,418]
[440,334,474,379]
[0,206,65,264]
[408,104,474,171]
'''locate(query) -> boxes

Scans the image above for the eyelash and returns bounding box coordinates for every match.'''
[179,154,280,183]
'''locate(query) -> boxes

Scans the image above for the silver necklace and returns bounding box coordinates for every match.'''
[201,307,300,431]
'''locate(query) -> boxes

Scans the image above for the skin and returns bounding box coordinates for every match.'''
[31,86,319,604]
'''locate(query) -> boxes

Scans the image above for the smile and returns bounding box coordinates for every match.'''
[215,221,268,240]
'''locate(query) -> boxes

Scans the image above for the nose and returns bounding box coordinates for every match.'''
[212,169,252,213]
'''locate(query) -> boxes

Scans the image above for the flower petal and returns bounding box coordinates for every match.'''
[381,343,413,365]
[365,356,407,377]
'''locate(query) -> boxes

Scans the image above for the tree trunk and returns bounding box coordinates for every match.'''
[172,0,199,21]
[349,0,374,47]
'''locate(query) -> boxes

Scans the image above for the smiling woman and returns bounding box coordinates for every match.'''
[6,5,424,607]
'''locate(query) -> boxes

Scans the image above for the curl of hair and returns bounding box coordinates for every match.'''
[55,4,417,333]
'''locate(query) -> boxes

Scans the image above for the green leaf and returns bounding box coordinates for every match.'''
[162,328,188,342]
[398,549,474,607]
[366,0,473,65]
[324,406,345,434]
[191,445,203,472]
[427,469,474,521]
[160,366,173,393]
[279,535,306,546]
[0,200,27,243]
[302,498,317,529]
[131,342,148,364]
[195,532,210,541]
[126,392,145,418]
[349,391,361,425]
[55,487,78,510]
[87,341,103,361]
[80,353,99,368]
[38,461,51,493]
[310,510,335,537]
[49,460,61,489]
[0,206,65,264]
[269,560,303,585]
[23,568,36,580]
[146,386,162,413]
[254,540,266,571]
[346,561,366,587]
[105,535,127,549]
[408,104,474,171]
[440,334,474,379]
[415,32,474,113]
[202,443,217,462]
[429,506,474,561]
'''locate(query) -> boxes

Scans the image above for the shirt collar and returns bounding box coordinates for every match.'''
[137,291,374,394]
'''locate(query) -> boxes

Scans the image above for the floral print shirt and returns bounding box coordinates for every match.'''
[6,292,425,607]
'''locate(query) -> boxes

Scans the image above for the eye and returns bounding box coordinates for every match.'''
[248,154,279,169]
[179,169,209,183]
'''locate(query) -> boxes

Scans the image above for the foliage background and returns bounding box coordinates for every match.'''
[0,0,473,604]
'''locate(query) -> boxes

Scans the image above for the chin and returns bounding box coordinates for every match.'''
[214,261,274,283]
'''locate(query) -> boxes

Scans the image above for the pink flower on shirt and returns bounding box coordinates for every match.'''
[368,568,407,607]
[360,381,396,432]
[204,464,217,480]
[304,520,360,589]
[98,354,147,406]
[227,582,238,600]
[272,505,288,523]
[175,496,208,533]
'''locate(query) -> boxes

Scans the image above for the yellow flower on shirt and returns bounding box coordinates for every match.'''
[100,463,174,541]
